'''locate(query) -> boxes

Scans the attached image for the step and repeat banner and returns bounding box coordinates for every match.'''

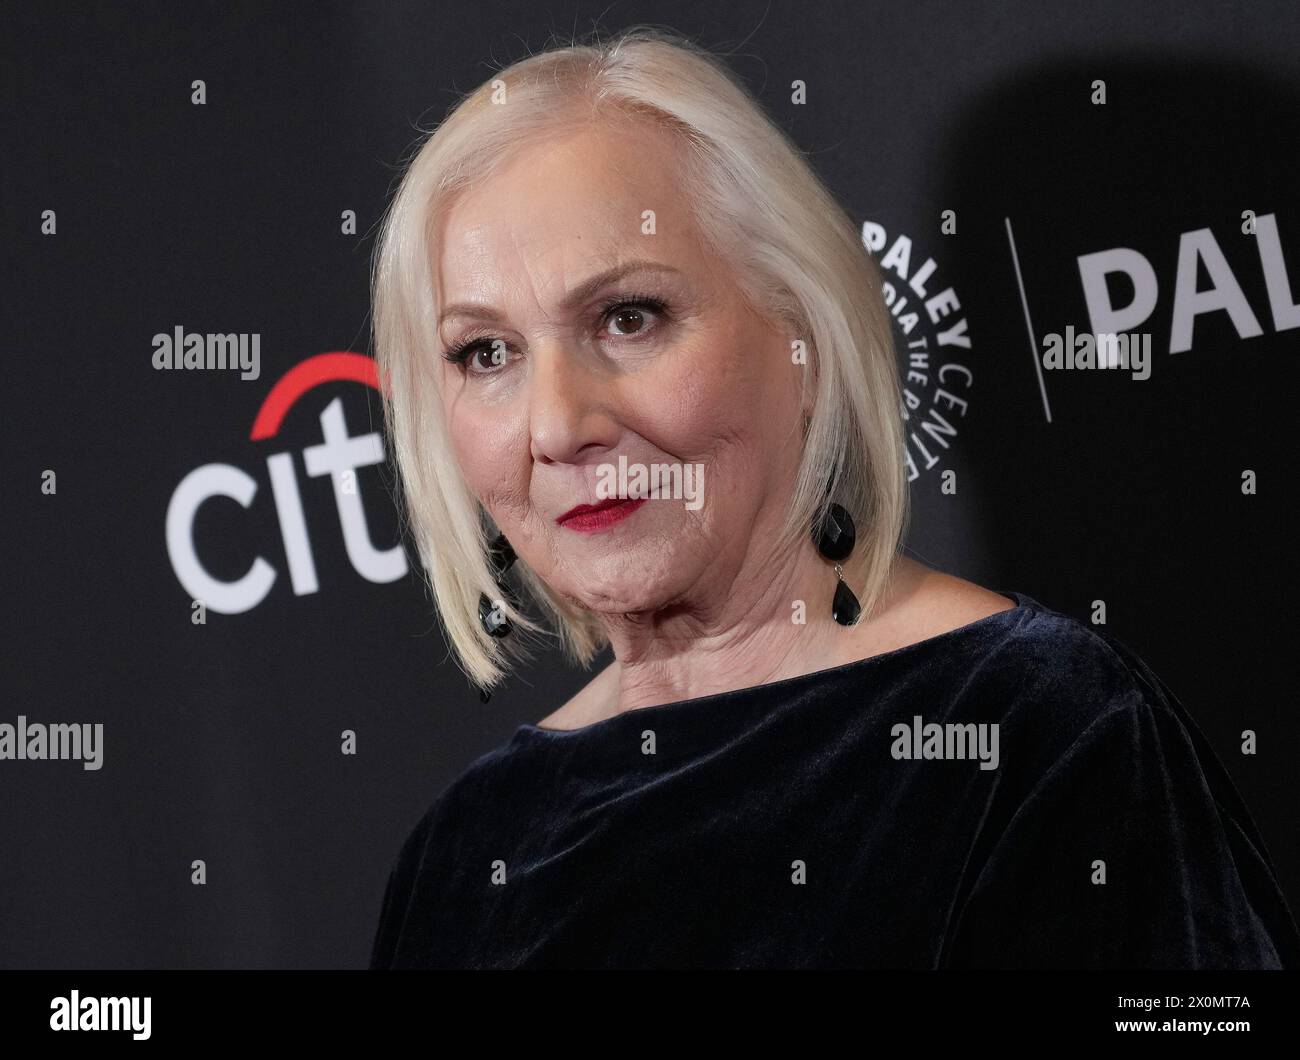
[4,1,1298,968]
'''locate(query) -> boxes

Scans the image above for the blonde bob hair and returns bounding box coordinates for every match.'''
[371,25,910,693]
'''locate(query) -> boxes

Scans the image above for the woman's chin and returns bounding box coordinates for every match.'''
[558,578,683,616]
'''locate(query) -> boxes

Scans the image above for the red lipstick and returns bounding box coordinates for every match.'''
[556,497,646,533]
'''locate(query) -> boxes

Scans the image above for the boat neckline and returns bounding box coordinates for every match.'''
[514,589,1039,740]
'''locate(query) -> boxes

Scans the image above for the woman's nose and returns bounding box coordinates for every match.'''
[526,340,619,466]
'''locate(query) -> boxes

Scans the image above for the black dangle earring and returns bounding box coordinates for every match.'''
[476,532,517,702]
[478,533,517,638]
[811,497,862,626]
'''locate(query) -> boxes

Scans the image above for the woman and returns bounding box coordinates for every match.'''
[366,27,1299,969]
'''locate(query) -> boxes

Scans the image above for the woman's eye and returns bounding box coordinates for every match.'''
[603,297,668,339]
[608,307,649,336]
[444,338,509,374]
[469,339,509,371]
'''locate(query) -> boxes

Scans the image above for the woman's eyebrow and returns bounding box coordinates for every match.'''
[438,260,681,325]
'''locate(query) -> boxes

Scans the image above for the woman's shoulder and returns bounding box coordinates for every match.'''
[866,573,1237,800]
[966,591,1293,903]
[861,565,1170,739]
[939,595,1300,967]
[964,588,1192,752]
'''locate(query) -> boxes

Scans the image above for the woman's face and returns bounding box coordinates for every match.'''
[435,119,806,616]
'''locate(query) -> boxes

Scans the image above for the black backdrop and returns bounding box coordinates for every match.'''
[3,0,1298,968]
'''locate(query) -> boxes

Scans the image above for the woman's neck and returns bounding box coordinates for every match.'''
[593,549,917,718]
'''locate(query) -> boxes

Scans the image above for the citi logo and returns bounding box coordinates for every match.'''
[165,352,406,614]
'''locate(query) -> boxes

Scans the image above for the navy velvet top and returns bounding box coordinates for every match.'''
[369,591,1300,969]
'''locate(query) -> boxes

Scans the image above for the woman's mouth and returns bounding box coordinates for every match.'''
[556,497,647,533]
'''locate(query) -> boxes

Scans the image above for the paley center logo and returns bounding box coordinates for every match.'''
[862,221,973,484]
[165,352,405,614]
